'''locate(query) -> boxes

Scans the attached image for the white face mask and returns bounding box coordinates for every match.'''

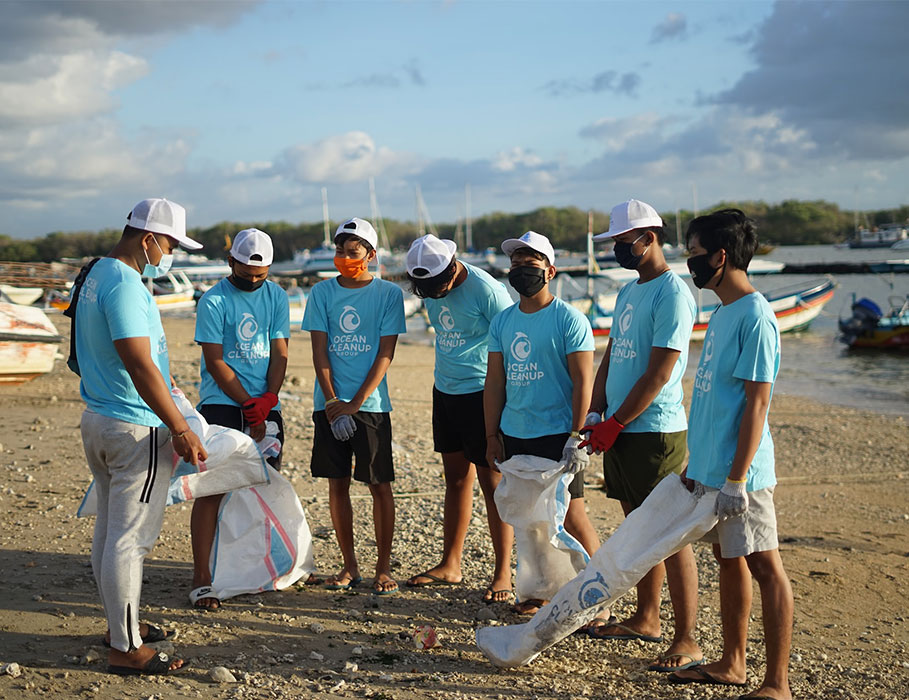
[142,235,173,278]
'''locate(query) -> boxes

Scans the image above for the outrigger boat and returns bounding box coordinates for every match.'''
[838,294,909,349]
[47,269,197,313]
[0,301,63,385]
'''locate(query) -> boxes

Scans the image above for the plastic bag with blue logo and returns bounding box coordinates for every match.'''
[477,473,719,667]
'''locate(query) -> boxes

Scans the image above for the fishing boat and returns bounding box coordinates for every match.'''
[47,270,197,313]
[0,302,63,384]
[838,294,909,349]
[847,223,908,249]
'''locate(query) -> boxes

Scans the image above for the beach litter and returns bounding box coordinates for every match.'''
[412,625,440,649]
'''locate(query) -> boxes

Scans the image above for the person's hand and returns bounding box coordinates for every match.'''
[325,398,357,423]
[485,434,504,473]
[582,412,602,454]
[242,392,278,425]
[578,415,625,455]
[715,478,749,519]
[249,421,267,442]
[561,435,589,475]
[330,414,357,441]
[172,429,207,466]
[680,466,695,491]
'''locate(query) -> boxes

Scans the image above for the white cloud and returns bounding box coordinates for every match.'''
[491,147,542,173]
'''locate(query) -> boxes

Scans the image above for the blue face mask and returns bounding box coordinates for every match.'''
[142,235,173,279]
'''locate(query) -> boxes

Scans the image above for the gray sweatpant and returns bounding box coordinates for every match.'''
[80,409,172,652]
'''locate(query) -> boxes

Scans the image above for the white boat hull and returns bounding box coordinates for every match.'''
[0,302,62,385]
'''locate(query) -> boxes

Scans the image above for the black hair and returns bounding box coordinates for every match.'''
[122,224,147,239]
[646,225,666,245]
[509,246,550,265]
[407,258,458,299]
[685,209,757,271]
[335,231,375,253]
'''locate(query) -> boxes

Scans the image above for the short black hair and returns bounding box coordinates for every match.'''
[646,226,666,245]
[122,224,147,239]
[509,246,550,265]
[407,258,458,299]
[335,232,374,253]
[685,209,757,271]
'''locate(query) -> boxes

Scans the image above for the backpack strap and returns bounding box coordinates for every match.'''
[63,257,101,376]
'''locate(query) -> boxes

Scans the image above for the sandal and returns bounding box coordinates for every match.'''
[102,623,173,648]
[108,651,190,676]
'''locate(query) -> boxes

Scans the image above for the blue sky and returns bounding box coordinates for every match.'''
[2,1,908,237]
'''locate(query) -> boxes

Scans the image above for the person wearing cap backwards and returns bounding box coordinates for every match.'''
[484,231,606,617]
[403,234,515,602]
[580,199,702,670]
[189,227,291,610]
[301,218,406,595]
[669,209,792,700]
[75,198,205,675]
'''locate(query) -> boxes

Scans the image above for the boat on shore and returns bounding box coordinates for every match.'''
[0,302,63,384]
[847,224,908,249]
[47,270,197,313]
[838,294,909,349]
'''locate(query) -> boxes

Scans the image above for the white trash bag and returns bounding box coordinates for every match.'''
[494,454,589,604]
[477,473,719,667]
[210,467,315,599]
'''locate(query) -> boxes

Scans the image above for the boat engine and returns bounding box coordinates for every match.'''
[838,297,882,345]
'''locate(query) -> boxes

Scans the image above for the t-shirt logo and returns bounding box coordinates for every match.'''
[439,306,455,331]
[510,331,531,361]
[617,303,634,335]
[695,330,714,394]
[238,312,258,342]
[703,332,715,363]
[339,305,361,333]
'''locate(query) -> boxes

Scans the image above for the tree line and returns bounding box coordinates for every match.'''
[2,199,908,263]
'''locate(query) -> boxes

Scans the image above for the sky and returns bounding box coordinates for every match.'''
[2,0,909,238]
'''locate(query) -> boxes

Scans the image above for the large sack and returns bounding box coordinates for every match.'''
[494,454,588,602]
[210,468,315,599]
[477,474,719,667]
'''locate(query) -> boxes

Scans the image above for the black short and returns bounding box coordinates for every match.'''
[199,403,284,470]
[432,386,489,468]
[502,432,584,499]
[310,411,395,485]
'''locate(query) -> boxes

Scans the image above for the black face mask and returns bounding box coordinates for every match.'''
[612,233,648,270]
[508,266,547,297]
[687,253,723,289]
[229,274,265,292]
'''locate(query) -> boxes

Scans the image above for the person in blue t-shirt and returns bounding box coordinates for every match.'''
[75,198,205,675]
[581,200,702,671]
[402,234,515,603]
[301,218,406,596]
[190,228,291,610]
[669,210,792,700]
[484,231,605,618]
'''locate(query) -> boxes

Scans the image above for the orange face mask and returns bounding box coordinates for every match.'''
[334,255,369,279]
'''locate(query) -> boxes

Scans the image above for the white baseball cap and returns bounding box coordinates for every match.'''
[335,217,378,250]
[593,199,663,241]
[230,228,273,267]
[407,234,457,279]
[501,230,555,266]
[127,198,202,250]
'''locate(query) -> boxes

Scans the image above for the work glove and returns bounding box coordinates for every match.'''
[579,415,625,455]
[582,411,602,454]
[561,435,589,475]
[330,414,357,441]
[715,478,749,519]
[242,392,278,426]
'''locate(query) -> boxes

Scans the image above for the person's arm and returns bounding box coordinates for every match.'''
[483,351,506,470]
[566,350,594,432]
[200,343,253,405]
[588,338,612,415]
[266,337,289,396]
[727,379,772,482]
[310,330,336,403]
[610,346,680,425]
[114,337,207,465]
[325,335,398,422]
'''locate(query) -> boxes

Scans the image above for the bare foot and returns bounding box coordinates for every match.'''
[324,569,361,589]
[406,565,462,587]
[482,571,513,602]
[587,615,661,641]
[739,686,791,700]
[373,573,398,595]
[670,660,747,686]
[513,598,547,615]
[650,637,703,670]
[108,645,186,672]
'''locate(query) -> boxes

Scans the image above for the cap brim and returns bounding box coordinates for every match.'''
[172,234,203,250]
[501,238,554,265]
[592,230,623,241]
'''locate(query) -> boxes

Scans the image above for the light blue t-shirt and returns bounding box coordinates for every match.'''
[424,262,513,395]
[605,271,695,433]
[75,257,170,427]
[488,297,595,439]
[195,278,290,409]
[686,293,781,491]
[301,277,406,413]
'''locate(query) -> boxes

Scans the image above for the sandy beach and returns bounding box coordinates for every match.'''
[1,314,907,699]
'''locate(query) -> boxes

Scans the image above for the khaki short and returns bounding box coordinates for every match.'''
[602,431,687,508]
[701,485,778,558]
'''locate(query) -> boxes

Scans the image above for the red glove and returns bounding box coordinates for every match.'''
[579,415,625,454]
[242,392,278,426]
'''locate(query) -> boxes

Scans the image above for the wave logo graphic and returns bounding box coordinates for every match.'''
[703,331,715,363]
[238,313,258,342]
[509,331,531,362]
[438,306,455,331]
[339,305,361,333]
[577,571,610,609]
[617,303,634,335]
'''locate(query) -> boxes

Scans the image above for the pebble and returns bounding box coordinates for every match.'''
[309,622,325,634]
[1,662,21,677]
[350,646,363,656]
[309,651,324,662]
[209,666,237,683]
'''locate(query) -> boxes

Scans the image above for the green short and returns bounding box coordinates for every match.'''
[602,430,687,508]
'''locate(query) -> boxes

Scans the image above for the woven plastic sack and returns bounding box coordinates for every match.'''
[477,474,719,667]
[494,454,589,603]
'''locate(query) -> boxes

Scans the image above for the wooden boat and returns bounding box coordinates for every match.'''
[0,284,44,306]
[838,294,909,349]
[0,302,63,385]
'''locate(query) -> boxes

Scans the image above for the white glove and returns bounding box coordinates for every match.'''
[561,435,589,475]
[715,479,749,519]
[582,412,602,455]
[330,414,357,441]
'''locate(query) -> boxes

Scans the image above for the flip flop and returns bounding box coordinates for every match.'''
[737,696,776,700]
[372,579,399,596]
[482,588,514,604]
[406,572,460,588]
[188,586,220,611]
[512,598,546,615]
[324,575,362,591]
[107,652,190,676]
[587,622,663,643]
[574,615,618,636]
[102,623,174,648]
[668,666,747,687]
[648,652,703,672]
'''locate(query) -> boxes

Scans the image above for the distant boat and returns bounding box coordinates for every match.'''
[847,223,908,248]
[838,294,909,349]
[0,302,63,385]
[47,270,197,313]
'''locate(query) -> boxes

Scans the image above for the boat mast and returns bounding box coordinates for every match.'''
[321,187,331,248]
[586,210,595,299]
[465,183,473,251]
[369,176,390,279]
